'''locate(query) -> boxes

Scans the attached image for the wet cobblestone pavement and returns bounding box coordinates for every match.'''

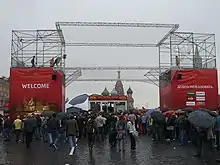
[0,136,218,165]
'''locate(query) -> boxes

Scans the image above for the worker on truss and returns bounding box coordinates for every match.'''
[50,57,61,67]
[50,58,55,67]
[31,56,36,67]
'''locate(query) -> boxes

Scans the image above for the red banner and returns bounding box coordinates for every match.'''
[159,83,172,110]
[9,68,64,118]
[160,69,218,110]
[89,95,127,101]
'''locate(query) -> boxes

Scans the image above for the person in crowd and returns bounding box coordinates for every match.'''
[31,114,37,140]
[127,119,137,151]
[59,117,67,143]
[128,111,136,128]
[194,126,206,157]
[21,115,27,143]
[23,114,35,148]
[0,115,3,136]
[86,115,98,153]
[13,116,22,143]
[108,114,118,148]
[35,115,42,140]
[47,113,60,150]
[116,115,126,152]
[41,117,48,143]
[4,116,12,141]
[215,112,220,150]
[141,114,147,135]
[66,115,79,152]
[178,114,188,145]
[95,113,106,141]
[166,114,176,141]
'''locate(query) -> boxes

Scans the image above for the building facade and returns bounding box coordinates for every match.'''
[0,77,9,107]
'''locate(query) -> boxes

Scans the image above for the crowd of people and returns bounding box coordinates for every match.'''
[0,108,220,163]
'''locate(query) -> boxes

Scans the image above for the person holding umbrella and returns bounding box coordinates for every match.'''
[188,110,216,162]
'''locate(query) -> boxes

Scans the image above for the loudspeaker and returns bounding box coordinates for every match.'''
[177,73,182,79]
[52,74,57,80]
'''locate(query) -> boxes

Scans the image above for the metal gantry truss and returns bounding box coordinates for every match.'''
[56,21,179,86]
[65,66,169,87]
[11,22,216,87]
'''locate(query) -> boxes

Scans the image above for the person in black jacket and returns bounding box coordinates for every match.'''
[23,115,35,148]
[47,113,60,150]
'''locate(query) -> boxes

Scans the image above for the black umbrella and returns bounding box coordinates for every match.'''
[196,108,218,117]
[182,107,194,112]
[188,110,216,129]
[41,110,56,117]
[69,94,88,106]
[151,111,165,123]
[57,112,67,120]
[67,106,82,114]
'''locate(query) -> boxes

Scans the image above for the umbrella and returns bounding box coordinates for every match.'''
[41,110,56,117]
[69,94,88,106]
[182,107,194,112]
[188,110,216,129]
[175,109,185,114]
[199,109,217,117]
[151,111,165,123]
[67,106,82,114]
[57,112,67,119]
[163,110,174,117]
[146,109,158,116]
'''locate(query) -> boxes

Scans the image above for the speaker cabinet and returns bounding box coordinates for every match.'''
[52,74,57,80]
[177,73,182,80]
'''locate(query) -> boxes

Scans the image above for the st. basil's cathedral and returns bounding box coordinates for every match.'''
[100,71,134,110]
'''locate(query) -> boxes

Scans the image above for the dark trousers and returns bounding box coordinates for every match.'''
[142,123,146,134]
[109,132,117,147]
[196,136,203,156]
[98,127,104,141]
[14,130,21,143]
[216,131,220,150]
[129,133,136,150]
[25,132,33,148]
[87,133,95,149]
[155,126,164,143]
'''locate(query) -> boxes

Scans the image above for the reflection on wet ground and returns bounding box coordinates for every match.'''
[0,136,216,165]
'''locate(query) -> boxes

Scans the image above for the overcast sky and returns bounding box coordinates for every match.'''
[1,0,219,108]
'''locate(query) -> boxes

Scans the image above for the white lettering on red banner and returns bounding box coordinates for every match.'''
[177,85,213,89]
[21,83,49,89]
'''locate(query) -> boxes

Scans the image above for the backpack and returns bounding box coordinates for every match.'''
[109,121,117,133]
[87,119,95,134]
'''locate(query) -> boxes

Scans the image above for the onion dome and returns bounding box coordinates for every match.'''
[111,88,118,96]
[101,87,110,96]
[127,87,133,95]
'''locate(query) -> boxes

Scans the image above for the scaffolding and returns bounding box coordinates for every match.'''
[159,32,216,69]
[10,22,216,87]
[11,30,65,69]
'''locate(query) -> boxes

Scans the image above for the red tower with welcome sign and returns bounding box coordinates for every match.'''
[9,68,65,119]
[9,30,66,119]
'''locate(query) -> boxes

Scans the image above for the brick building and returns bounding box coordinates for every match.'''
[0,77,9,107]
